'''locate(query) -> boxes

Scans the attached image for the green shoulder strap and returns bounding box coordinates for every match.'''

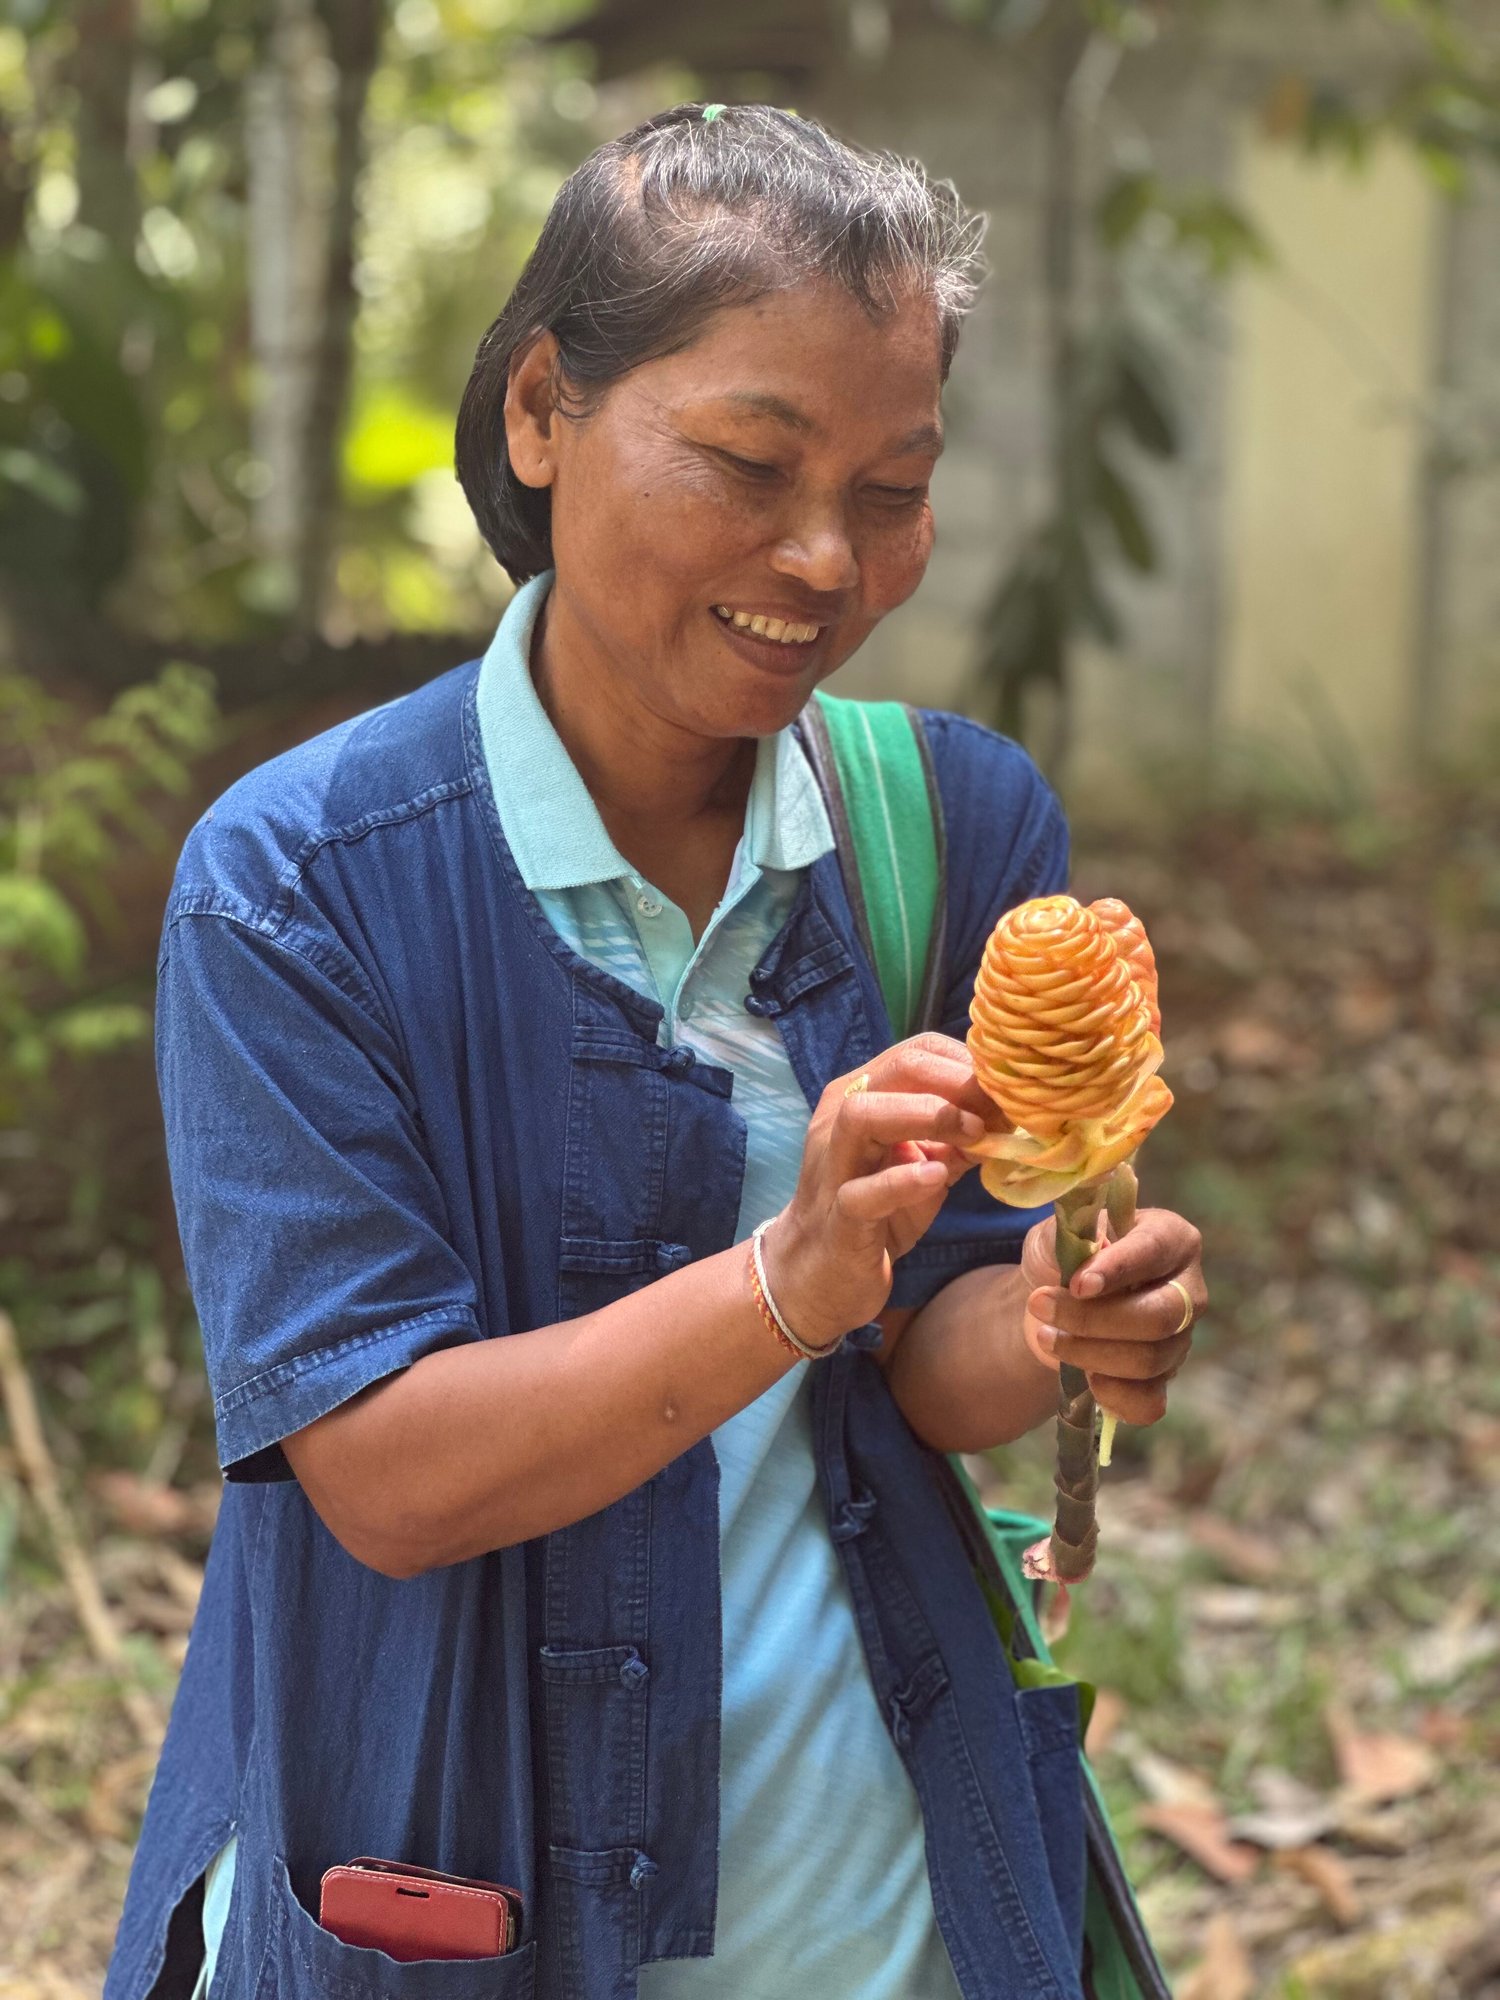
[799,691,947,1039]
[797,693,1170,2000]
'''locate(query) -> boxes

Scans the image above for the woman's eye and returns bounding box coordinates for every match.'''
[867,484,928,507]
[715,450,780,481]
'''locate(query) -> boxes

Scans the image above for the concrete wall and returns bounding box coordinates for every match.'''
[795,6,1499,799]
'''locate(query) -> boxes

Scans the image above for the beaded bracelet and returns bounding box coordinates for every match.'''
[748,1219,842,1362]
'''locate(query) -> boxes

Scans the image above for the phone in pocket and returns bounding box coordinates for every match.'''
[319,1856,523,1962]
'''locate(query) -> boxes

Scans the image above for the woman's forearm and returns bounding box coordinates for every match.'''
[284,1241,794,1577]
[885,1263,1060,1453]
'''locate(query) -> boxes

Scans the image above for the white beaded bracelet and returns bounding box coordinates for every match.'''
[749,1219,843,1362]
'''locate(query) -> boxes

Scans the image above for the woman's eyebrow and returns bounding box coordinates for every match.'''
[709,393,944,457]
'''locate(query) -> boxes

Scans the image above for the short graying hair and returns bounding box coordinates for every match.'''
[455,102,987,582]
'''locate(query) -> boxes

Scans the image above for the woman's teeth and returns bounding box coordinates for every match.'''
[713,605,820,646]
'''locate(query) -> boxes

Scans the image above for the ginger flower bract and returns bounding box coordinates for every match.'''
[964,894,1173,1207]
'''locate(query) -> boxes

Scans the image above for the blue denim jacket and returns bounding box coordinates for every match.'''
[106,661,1081,2000]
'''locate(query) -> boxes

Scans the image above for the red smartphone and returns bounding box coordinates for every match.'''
[319,1856,523,1962]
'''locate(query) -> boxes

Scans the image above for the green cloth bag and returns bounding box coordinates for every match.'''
[802,689,1171,2000]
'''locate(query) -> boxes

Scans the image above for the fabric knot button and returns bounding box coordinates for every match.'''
[743,993,771,1017]
[629,1853,658,1891]
[664,1047,695,1076]
[619,1655,650,1690]
[831,1490,878,1543]
[655,1242,691,1272]
[635,893,663,918]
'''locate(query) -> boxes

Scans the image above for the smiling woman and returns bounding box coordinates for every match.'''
[108,101,1189,2000]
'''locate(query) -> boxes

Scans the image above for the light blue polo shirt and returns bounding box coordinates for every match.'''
[194,574,960,1999]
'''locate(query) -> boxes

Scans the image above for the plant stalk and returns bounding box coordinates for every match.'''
[1025,1160,1139,1587]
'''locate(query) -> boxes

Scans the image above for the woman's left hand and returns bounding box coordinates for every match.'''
[1018,1207,1207,1426]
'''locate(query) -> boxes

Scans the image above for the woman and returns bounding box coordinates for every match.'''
[108,104,1205,2000]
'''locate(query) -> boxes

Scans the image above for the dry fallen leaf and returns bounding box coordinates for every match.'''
[1123,1743,1222,1811]
[1084,1686,1127,1759]
[1230,1767,1341,1851]
[88,1471,219,1540]
[1323,1702,1439,1806]
[1274,1843,1362,1927]
[1177,1910,1255,2000]
[1417,1706,1467,1750]
[1136,1801,1260,1884]
[1192,1585,1300,1628]
[1188,1513,1282,1583]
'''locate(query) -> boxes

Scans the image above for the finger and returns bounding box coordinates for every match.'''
[834,1156,950,1223]
[1042,1330,1193,1380]
[1029,1276,1201,1347]
[903,1138,979,1184]
[1086,1373,1171,1427]
[1065,1207,1206,1303]
[1019,1216,1063,1290]
[861,1037,1001,1122]
[837,1090,988,1160]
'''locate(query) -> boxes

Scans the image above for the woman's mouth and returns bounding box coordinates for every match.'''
[711,604,822,648]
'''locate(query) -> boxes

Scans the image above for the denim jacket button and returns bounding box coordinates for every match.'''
[619,1655,650,1690]
[629,1853,658,1891]
[665,1046,695,1076]
[743,993,770,1017]
[656,1242,691,1272]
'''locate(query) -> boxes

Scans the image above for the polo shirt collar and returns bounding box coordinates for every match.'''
[475,572,833,894]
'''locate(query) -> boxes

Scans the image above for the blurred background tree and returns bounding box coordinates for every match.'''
[1,2,1497,1991]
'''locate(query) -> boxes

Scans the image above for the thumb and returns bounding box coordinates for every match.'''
[1019,1214,1062,1290]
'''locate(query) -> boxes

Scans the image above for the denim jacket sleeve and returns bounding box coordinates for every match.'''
[156,903,482,1480]
[886,710,1071,1308]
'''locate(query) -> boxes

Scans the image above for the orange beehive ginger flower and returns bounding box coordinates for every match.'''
[963,894,1173,1207]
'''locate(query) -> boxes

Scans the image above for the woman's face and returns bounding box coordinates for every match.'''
[506,278,946,740]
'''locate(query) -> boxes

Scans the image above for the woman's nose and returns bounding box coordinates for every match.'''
[768,505,859,597]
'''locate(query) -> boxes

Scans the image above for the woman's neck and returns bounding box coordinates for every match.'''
[529,588,758,933]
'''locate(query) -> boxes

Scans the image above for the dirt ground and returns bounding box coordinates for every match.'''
[2,773,1497,1998]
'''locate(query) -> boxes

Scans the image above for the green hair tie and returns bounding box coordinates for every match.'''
[702,103,726,123]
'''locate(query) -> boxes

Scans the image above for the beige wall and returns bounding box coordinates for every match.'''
[1217,131,1440,784]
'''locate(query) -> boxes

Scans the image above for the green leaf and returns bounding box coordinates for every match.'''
[0,877,87,978]
[1097,170,1159,249]
[344,384,455,494]
[1093,453,1158,571]
[1113,339,1180,460]
[0,447,87,516]
[47,1001,151,1056]
[1009,1653,1099,1736]
[1073,558,1125,647]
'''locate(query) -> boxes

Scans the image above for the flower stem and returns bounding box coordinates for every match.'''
[1031,1161,1140,1583]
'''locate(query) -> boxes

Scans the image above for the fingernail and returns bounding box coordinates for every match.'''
[1035,1325,1060,1352]
[1074,1270,1104,1298]
[957,1111,986,1140]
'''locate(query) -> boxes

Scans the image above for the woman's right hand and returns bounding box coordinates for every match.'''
[762,1032,994,1350]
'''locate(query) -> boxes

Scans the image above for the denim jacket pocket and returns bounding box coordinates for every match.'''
[1013,1681,1088,1956]
[259,1855,536,2000]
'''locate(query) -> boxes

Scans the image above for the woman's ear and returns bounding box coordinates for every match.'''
[504,331,562,491]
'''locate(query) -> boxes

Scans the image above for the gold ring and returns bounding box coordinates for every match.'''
[844,1072,871,1098]
[1166,1278,1195,1336]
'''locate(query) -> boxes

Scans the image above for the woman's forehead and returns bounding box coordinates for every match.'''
[633,284,946,443]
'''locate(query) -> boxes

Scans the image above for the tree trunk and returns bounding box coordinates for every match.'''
[64,0,140,246]
[244,0,329,619]
[296,0,383,628]
[1036,15,1121,777]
